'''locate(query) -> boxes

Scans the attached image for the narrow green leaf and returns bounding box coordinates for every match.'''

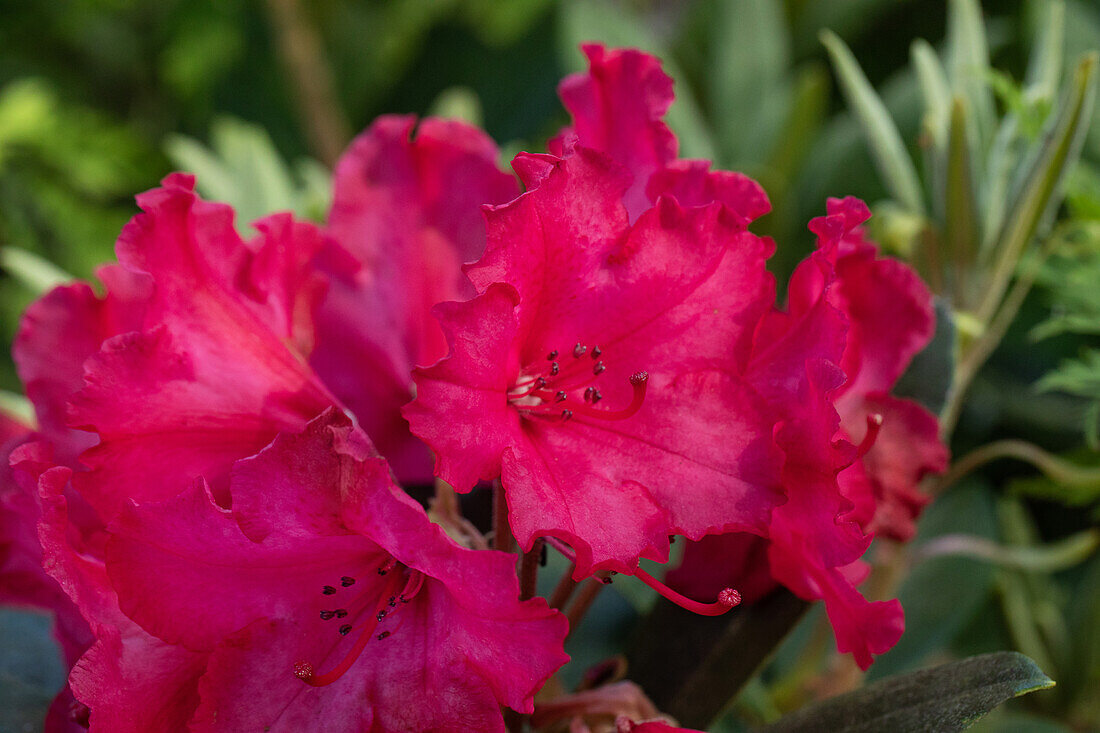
[994,500,1070,684]
[166,117,328,227]
[912,39,952,152]
[762,652,1055,733]
[1024,0,1065,102]
[947,0,997,152]
[893,297,956,414]
[163,134,236,205]
[710,0,790,165]
[983,1,1064,254]
[977,53,1099,326]
[0,247,73,295]
[915,529,1100,573]
[1065,553,1100,713]
[764,64,829,183]
[0,390,34,428]
[868,482,997,681]
[428,86,484,127]
[821,29,925,215]
[945,97,981,305]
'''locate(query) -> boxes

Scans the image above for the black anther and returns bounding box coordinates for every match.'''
[339,624,352,636]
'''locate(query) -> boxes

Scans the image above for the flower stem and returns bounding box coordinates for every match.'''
[565,579,607,641]
[261,0,351,166]
[520,540,543,601]
[492,479,514,554]
[548,569,580,611]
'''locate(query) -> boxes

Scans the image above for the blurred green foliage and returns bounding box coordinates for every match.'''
[1,0,1100,731]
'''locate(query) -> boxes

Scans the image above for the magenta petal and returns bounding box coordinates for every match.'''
[33,459,207,731]
[647,160,771,225]
[840,394,948,541]
[665,532,777,606]
[69,176,334,519]
[402,283,524,493]
[314,115,518,483]
[769,544,904,671]
[5,442,98,668]
[504,371,781,577]
[413,150,782,576]
[13,269,149,462]
[106,411,567,729]
[554,44,677,220]
[107,477,374,651]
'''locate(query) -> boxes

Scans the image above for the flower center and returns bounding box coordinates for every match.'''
[507,342,648,423]
[293,557,426,687]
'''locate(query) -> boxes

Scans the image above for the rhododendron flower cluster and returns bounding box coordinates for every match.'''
[0,43,945,731]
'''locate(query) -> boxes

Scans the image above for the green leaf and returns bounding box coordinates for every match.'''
[709,0,790,165]
[994,499,1070,686]
[868,481,997,681]
[0,247,73,295]
[914,528,1100,573]
[165,117,330,227]
[893,298,956,415]
[761,652,1054,733]
[0,608,66,733]
[428,86,484,127]
[912,39,952,154]
[0,390,34,428]
[976,53,1099,326]
[947,0,996,153]
[1024,1,1066,103]
[945,97,981,304]
[821,29,925,215]
[1065,553,1100,715]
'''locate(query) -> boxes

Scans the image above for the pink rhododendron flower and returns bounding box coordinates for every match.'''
[66,173,335,520]
[104,410,567,732]
[552,44,677,220]
[670,199,944,668]
[22,447,208,732]
[822,201,948,541]
[404,146,783,579]
[314,116,519,482]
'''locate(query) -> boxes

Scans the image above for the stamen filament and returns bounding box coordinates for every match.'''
[543,535,737,616]
[856,413,884,459]
[561,372,647,421]
[398,571,425,602]
[632,567,741,616]
[297,572,404,686]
